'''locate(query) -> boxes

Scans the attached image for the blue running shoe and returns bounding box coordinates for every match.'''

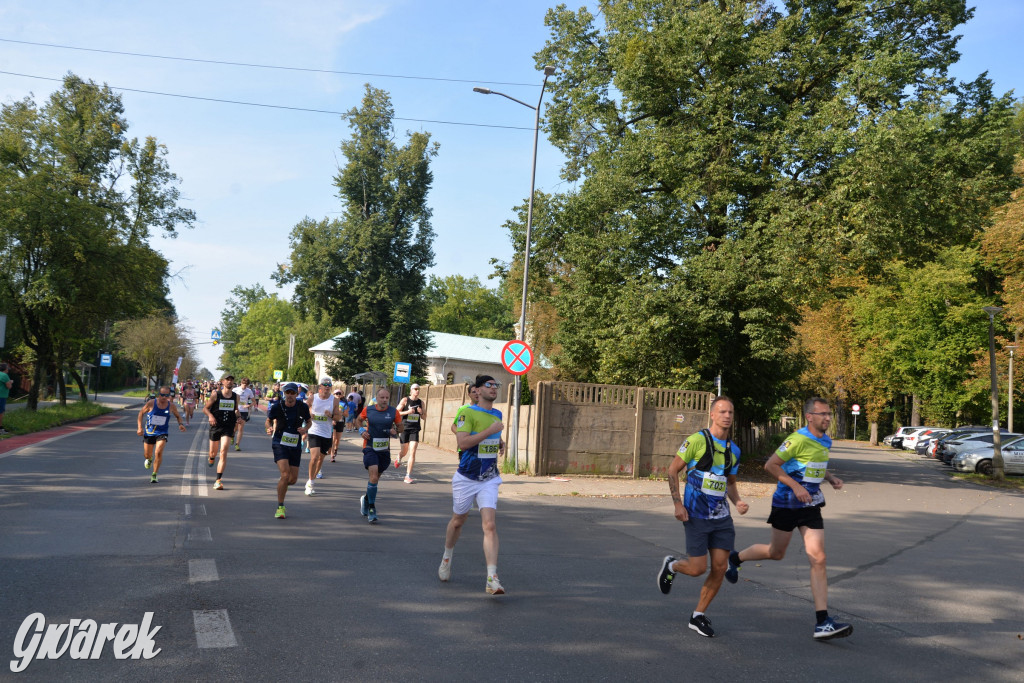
[367,505,378,524]
[814,617,853,640]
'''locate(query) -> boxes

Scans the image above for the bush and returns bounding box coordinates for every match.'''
[3,403,112,435]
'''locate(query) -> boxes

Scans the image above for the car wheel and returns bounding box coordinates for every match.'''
[976,460,992,476]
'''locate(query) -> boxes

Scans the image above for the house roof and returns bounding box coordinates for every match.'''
[310,330,544,366]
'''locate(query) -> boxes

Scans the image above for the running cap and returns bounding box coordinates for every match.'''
[282,382,299,393]
[319,377,333,386]
[411,383,420,389]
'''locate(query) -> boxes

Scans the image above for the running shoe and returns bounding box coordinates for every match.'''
[657,556,676,594]
[144,457,152,469]
[316,471,323,479]
[404,476,415,484]
[304,482,315,496]
[724,551,741,584]
[150,473,158,484]
[438,557,452,582]
[234,443,240,451]
[208,456,215,467]
[360,495,368,517]
[486,575,505,595]
[688,614,715,637]
[394,459,403,469]
[213,480,224,490]
[275,505,287,519]
[367,505,378,524]
[330,456,336,463]
[814,617,853,640]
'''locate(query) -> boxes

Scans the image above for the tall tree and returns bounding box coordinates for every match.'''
[423,275,514,339]
[277,85,437,378]
[114,315,197,391]
[0,74,194,408]
[516,1,1017,421]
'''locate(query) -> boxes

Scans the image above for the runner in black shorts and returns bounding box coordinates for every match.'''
[725,397,851,640]
[331,387,347,462]
[203,375,240,490]
[396,383,425,483]
[265,382,311,519]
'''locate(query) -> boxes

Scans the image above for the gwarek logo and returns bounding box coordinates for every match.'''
[10,612,161,673]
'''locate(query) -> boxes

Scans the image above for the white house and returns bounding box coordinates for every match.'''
[309,330,523,387]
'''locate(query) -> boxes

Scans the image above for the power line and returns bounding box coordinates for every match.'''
[0,70,534,131]
[0,37,539,88]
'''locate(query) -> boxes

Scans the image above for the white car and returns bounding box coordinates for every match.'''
[902,427,942,450]
[951,436,1024,475]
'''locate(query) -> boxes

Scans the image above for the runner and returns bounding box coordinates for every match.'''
[305,378,341,495]
[182,382,197,426]
[203,375,240,490]
[233,378,256,451]
[345,392,359,432]
[395,383,426,483]
[266,382,282,414]
[724,396,852,640]
[439,375,506,595]
[265,382,311,519]
[136,385,186,484]
[655,395,748,638]
[356,387,401,524]
[331,386,348,461]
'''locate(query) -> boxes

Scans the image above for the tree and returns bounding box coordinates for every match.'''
[0,73,194,408]
[516,1,1018,421]
[218,283,270,373]
[114,315,197,391]
[277,85,437,379]
[423,275,513,339]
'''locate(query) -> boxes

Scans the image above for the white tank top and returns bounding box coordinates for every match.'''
[308,394,335,438]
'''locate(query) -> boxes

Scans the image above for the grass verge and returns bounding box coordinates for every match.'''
[123,389,153,398]
[950,471,1024,491]
[2,402,112,436]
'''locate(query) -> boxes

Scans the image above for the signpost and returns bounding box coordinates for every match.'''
[211,329,222,346]
[501,340,534,472]
[273,370,284,381]
[96,352,112,401]
[851,403,861,441]
[393,362,411,384]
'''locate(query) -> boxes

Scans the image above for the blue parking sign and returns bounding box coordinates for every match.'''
[393,362,412,383]
[100,354,112,367]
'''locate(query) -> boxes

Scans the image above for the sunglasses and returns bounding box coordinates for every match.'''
[483,382,501,388]
[158,393,170,397]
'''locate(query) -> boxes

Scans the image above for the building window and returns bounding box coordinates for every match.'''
[446,371,454,385]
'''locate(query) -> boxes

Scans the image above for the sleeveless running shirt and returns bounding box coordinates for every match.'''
[144,400,172,436]
[308,394,335,438]
[402,397,423,431]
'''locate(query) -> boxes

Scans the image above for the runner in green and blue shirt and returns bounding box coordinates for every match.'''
[726,397,852,641]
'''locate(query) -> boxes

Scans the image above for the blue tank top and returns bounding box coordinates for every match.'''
[145,401,172,436]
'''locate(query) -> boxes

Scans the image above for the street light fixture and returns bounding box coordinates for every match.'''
[474,65,557,472]
[983,306,1004,480]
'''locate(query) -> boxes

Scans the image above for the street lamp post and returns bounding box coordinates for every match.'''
[474,65,556,473]
[1007,339,1018,433]
[983,306,1004,480]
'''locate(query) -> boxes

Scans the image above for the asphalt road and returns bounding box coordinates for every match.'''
[0,414,1021,681]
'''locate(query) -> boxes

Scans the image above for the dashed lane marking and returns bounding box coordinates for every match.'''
[193,610,238,648]
[188,559,219,583]
[187,527,212,542]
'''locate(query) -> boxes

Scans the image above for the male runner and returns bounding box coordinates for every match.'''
[439,375,507,595]
[203,375,240,490]
[656,395,748,637]
[265,382,311,519]
[345,392,359,431]
[137,385,186,483]
[233,378,255,451]
[725,396,852,640]
[305,378,340,495]
[331,387,347,461]
[356,387,401,524]
[396,383,426,483]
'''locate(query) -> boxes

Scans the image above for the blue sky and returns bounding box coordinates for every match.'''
[0,1,1020,374]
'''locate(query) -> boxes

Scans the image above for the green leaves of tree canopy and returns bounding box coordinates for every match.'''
[516,2,1017,421]
[424,275,514,340]
[276,86,437,379]
[0,74,194,408]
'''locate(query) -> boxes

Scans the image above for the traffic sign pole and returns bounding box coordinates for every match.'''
[500,341,534,473]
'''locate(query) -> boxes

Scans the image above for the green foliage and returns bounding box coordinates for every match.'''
[508,1,1018,422]
[277,85,437,379]
[114,315,198,390]
[2,401,111,435]
[0,73,193,408]
[423,275,513,339]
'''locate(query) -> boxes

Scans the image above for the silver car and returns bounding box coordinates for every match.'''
[940,432,1020,463]
[951,436,1024,475]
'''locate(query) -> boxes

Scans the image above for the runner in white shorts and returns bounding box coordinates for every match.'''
[439,375,506,595]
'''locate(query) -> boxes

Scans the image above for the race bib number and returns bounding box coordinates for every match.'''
[219,400,235,411]
[479,436,500,458]
[150,415,168,426]
[406,413,420,423]
[313,414,330,421]
[700,472,727,497]
[372,437,389,452]
[281,432,300,447]
[803,460,828,484]
[186,399,196,405]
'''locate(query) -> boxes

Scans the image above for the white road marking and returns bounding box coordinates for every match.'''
[194,504,206,515]
[188,527,212,541]
[188,559,219,583]
[197,466,208,496]
[0,415,127,459]
[181,427,206,496]
[193,610,238,648]
[185,504,191,517]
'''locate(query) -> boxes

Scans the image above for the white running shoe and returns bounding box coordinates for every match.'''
[486,575,505,595]
[438,557,452,582]
[304,483,315,496]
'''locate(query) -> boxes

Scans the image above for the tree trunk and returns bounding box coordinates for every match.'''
[911,393,921,425]
[28,360,43,410]
[55,358,67,407]
[68,366,88,402]
[835,397,847,439]
[869,421,878,446]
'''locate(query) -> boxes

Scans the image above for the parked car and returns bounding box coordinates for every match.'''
[951,436,1024,475]
[940,432,1021,464]
[882,434,894,446]
[889,426,924,450]
[915,430,950,456]
[903,427,943,450]
[932,428,994,461]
